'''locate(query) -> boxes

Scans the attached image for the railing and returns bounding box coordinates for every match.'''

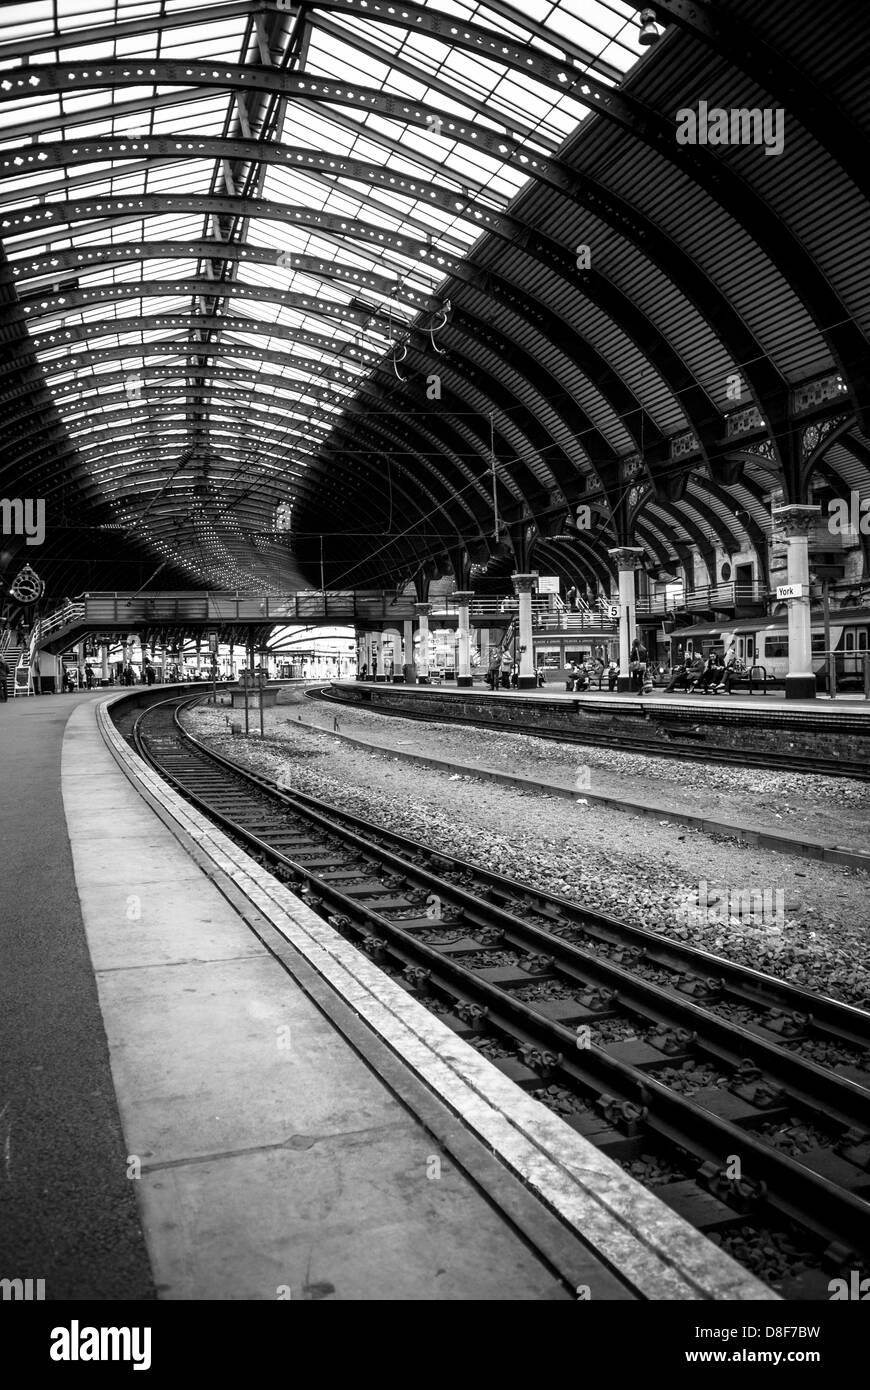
[32,600,86,646]
[818,649,870,699]
[535,611,618,632]
[38,584,773,637]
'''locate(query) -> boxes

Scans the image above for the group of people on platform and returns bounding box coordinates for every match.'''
[355,638,742,699]
[486,652,519,689]
[664,645,741,694]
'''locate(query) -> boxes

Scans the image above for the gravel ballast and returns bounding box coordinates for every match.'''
[182,698,870,1010]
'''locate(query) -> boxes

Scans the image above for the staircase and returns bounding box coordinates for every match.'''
[1,629,25,697]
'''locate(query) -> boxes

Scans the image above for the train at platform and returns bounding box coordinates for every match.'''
[666,605,870,688]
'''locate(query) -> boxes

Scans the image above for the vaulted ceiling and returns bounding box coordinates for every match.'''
[1,0,869,603]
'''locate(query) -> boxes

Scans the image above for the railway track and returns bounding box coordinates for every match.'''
[308,684,870,782]
[132,694,870,1296]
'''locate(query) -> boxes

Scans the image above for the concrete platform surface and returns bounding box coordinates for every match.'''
[0,691,154,1299]
[61,697,588,1300]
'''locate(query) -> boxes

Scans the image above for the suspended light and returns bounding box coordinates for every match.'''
[638,7,662,46]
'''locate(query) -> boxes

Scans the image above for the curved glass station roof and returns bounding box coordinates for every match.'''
[0,0,644,592]
[1,0,868,603]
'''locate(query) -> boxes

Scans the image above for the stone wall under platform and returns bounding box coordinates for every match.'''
[332,684,870,767]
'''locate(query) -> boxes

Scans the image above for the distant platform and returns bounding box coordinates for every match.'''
[338,678,870,725]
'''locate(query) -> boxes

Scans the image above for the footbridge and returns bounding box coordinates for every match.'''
[32,590,524,655]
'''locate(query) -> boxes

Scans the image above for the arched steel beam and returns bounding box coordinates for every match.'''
[27,309,383,370]
[2,58,865,437]
[677,484,743,556]
[689,475,768,564]
[533,537,613,595]
[9,137,770,473]
[626,520,671,572]
[6,195,750,505]
[21,340,508,545]
[4,194,720,479]
[531,542,600,597]
[298,4,869,436]
[10,242,401,300]
[655,0,870,207]
[645,501,716,586]
[0,137,509,221]
[17,270,632,504]
[2,222,729,496]
[11,262,636,519]
[19,297,589,517]
[18,278,394,332]
[41,423,444,562]
[0,160,799,480]
[634,514,696,582]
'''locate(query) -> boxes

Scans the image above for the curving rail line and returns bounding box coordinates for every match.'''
[129,694,870,1295]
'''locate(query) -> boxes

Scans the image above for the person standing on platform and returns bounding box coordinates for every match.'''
[85,664,94,689]
[536,661,546,687]
[0,652,8,703]
[500,651,511,689]
[629,638,648,694]
[715,644,739,694]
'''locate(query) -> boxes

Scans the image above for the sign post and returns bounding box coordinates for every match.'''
[822,581,835,699]
[208,631,218,705]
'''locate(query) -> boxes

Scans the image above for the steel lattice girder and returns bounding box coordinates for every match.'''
[20,318,544,522]
[1,57,855,417]
[11,240,656,495]
[10,243,402,300]
[11,242,716,507]
[3,60,866,441]
[298,3,870,434]
[22,311,582,515]
[0,127,789,431]
[1,178,794,491]
[28,378,495,545]
[69,413,487,542]
[0,138,510,216]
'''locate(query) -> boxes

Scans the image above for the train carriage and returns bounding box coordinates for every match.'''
[666,607,870,690]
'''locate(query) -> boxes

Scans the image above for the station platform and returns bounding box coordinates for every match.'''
[0,689,773,1301]
[350,677,870,718]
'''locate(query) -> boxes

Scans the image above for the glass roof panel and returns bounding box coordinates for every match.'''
[1,0,643,589]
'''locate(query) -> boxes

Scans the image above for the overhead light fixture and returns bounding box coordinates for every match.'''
[638,7,662,46]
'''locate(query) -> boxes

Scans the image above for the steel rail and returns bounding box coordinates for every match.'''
[126,695,870,1271]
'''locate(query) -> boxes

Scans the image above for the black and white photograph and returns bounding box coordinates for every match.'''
[0,0,868,1360]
